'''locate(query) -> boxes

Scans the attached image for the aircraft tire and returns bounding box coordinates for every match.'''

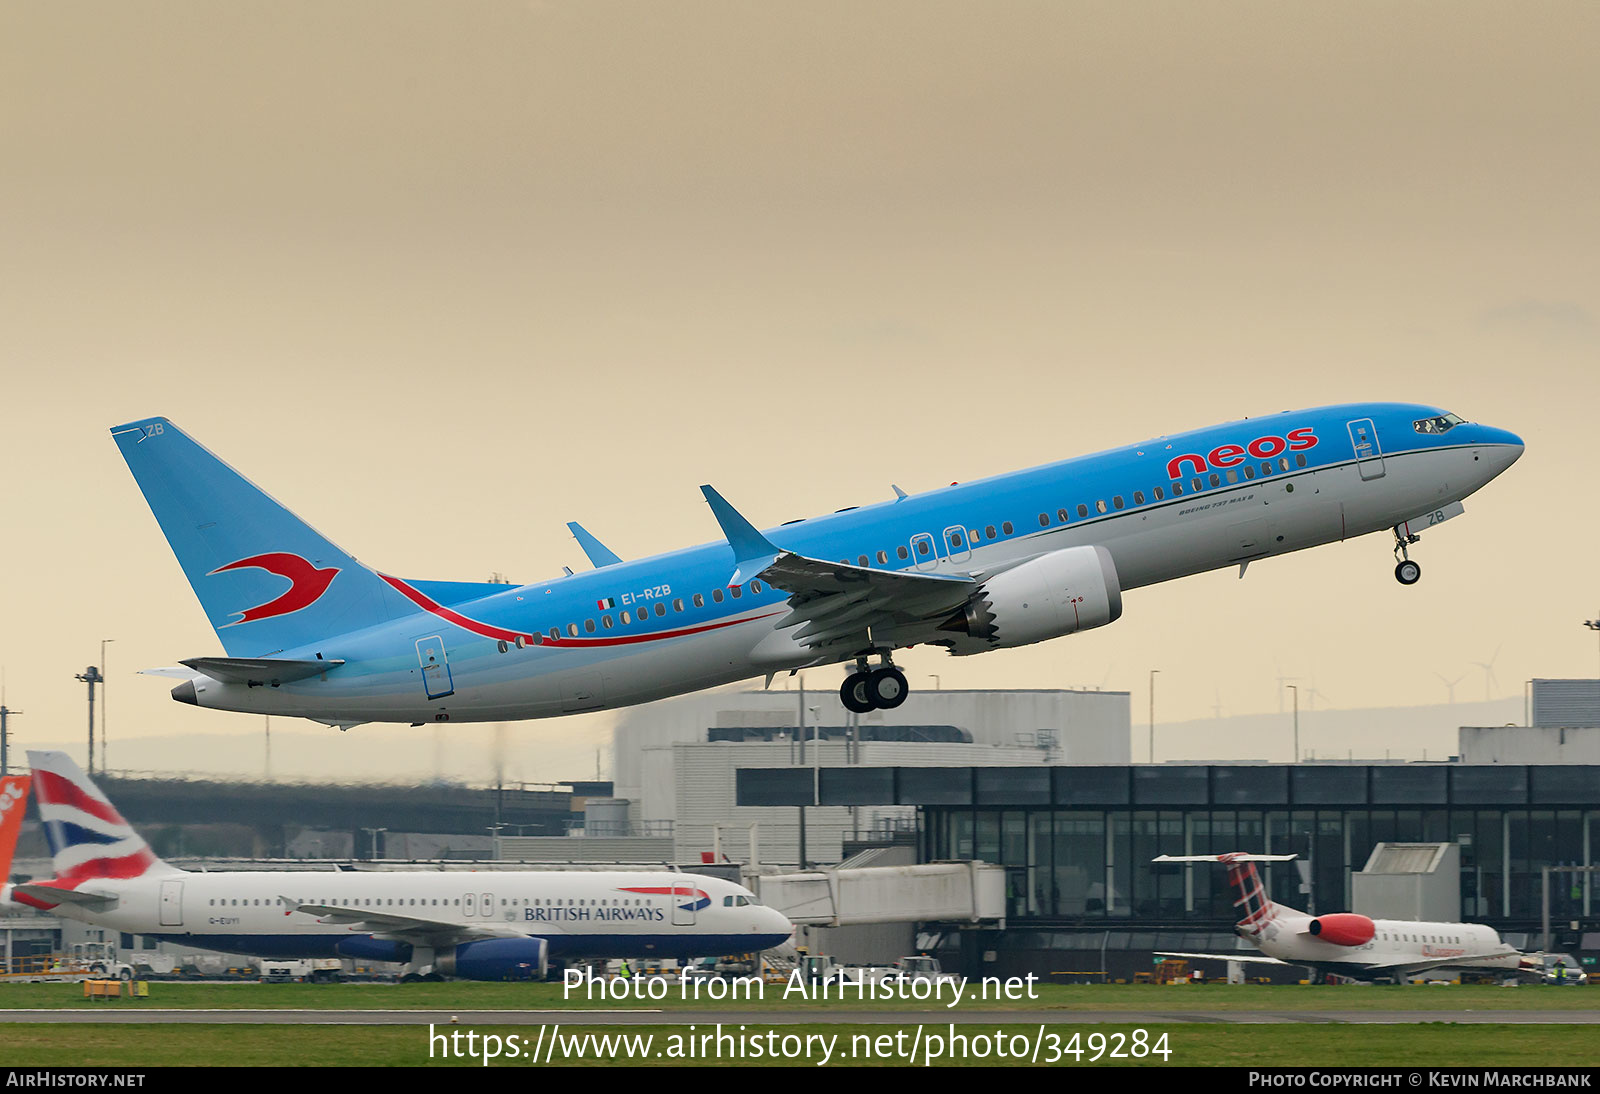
[1394,560,1421,585]
[840,673,875,714]
[868,667,908,709]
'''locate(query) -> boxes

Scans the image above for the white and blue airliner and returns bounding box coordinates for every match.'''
[112,404,1522,727]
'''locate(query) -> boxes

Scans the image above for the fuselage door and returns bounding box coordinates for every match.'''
[942,526,972,564]
[415,636,455,699]
[159,879,184,927]
[909,532,939,571]
[671,884,697,927]
[1347,418,1386,481]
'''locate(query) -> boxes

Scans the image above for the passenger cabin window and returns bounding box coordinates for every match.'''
[898,545,910,559]
[693,593,704,607]
[1132,491,1144,505]
[655,601,666,615]
[1209,473,1221,487]
[1077,504,1088,518]
[1095,500,1107,514]
[621,610,632,624]
[601,615,613,629]
[876,551,888,564]
[984,525,996,540]
[730,584,743,598]
[1153,486,1164,500]
[916,539,930,555]
[1038,513,1049,527]
[1295,453,1307,467]
[1112,496,1124,510]
[1057,508,1069,522]
[948,531,963,548]
[712,588,724,603]
[1002,521,1013,535]
[858,555,870,566]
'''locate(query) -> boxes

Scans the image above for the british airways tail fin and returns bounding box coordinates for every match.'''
[111,417,412,656]
[20,752,173,905]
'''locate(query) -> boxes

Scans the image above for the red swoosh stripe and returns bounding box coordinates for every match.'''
[379,574,782,648]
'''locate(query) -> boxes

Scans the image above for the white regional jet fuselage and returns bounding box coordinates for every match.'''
[111,403,1522,727]
[1155,854,1522,983]
[5,751,791,981]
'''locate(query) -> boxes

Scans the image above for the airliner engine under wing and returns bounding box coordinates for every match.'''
[1,752,792,980]
[111,404,1522,726]
[1153,853,1524,983]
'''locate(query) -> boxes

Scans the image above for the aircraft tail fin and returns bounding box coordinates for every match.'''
[0,775,31,882]
[1155,853,1298,936]
[111,417,413,656]
[18,751,173,908]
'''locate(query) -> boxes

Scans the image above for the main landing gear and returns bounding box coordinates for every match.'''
[1393,524,1422,586]
[840,655,908,714]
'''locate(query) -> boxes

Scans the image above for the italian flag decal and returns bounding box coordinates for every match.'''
[596,597,615,610]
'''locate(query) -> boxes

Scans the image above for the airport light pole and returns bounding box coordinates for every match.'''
[1287,685,1300,763]
[74,665,103,775]
[100,639,113,771]
[1147,670,1159,764]
[0,701,17,778]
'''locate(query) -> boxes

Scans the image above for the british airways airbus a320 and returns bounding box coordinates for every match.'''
[113,404,1521,728]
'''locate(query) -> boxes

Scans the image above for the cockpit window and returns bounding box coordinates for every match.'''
[1413,412,1465,434]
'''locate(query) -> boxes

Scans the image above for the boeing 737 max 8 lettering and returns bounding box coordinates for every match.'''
[110,403,1522,727]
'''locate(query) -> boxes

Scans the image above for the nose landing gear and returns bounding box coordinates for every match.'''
[840,655,908,713]
[1393,525,1422,585]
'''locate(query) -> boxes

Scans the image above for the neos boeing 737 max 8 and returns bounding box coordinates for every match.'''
[111,404,1521,727]
[1153,853,1524,983]
[1,752,792,981]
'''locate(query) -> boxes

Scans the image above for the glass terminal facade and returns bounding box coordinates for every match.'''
[738,764,1600,930]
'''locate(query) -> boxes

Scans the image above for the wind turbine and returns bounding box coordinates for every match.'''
[1435,672,1465,704]
[1472,647,1502,702]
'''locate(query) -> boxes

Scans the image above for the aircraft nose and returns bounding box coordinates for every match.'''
[1478,426,1525,473]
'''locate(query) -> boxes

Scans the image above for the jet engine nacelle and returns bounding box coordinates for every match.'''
[435,937,549,982]
[1307,913,1376,947]
[939,545,1122,655]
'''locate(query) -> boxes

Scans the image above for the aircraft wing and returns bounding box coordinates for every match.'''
[701,485,976,652]
[287,898,528,947]
[1363,948,1525,979]
[1155,951,1289,967]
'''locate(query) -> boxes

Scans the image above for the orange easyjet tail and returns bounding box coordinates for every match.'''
[0,776,30,880]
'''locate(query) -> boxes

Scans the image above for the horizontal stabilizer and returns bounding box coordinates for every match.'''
[13,884,119,911]
[180,656,344,685]
[567,522,622,568]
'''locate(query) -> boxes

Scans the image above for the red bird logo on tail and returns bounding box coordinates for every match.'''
[208,553,340,626]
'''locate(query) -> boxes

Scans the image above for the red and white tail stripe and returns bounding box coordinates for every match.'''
[20,751,167,907]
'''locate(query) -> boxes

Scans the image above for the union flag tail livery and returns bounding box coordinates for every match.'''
[112,405,1522,729]
[0,775,30,880]
[1154,853,1523,983]
[16,751,170,908]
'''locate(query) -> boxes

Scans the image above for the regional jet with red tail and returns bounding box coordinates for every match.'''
[1154,853,1524,983]
[111,404,1522,728]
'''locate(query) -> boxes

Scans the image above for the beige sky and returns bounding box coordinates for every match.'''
[2,2,1596,780]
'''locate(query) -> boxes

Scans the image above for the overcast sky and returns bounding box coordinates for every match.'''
[3,2,1596,782]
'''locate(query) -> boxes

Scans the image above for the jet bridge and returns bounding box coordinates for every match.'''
[750,861,1005,927]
